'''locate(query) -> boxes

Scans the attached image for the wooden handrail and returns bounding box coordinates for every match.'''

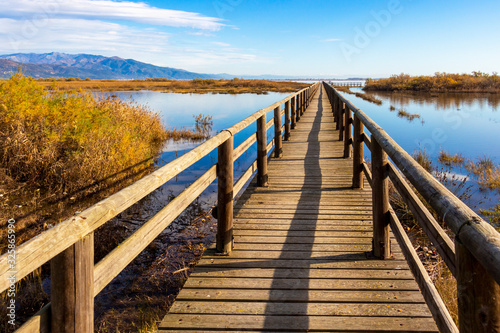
[6,81,320,332]
[323,81,500,333]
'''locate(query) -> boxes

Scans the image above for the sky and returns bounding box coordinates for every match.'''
[0,0,499,77]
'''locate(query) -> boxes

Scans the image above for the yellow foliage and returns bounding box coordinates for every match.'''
[0,72,167,193]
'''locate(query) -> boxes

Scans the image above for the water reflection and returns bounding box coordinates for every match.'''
[364,90,500,111]
[343,88,500,212]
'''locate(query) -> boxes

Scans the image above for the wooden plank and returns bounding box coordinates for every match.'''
[189,267,415,280]
[159,314,438,332]
[168,301,433,317]
[174,288,426,303]
[195,258,410,270]
[182,277,420,291]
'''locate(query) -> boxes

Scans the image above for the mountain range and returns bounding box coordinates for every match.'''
[0,52,224,80]
[0,52,366,80]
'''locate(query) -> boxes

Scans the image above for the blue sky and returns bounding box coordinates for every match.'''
[1,0,499,77]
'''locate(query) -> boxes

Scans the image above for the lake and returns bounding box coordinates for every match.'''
[109,88,499,215]
[346,88,500,212]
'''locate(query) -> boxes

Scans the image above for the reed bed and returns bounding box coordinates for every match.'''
[30,77,309,94]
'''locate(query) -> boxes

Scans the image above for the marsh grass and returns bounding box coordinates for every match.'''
[466,155,500,192]
[354,92,383,105]
[438,149,466,166]
[333,85,383,105]
[397,109,421,121]
[364,72,500,92]
[31,77,309,94]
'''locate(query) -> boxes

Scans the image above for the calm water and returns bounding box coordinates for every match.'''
[109,89,500,214]
[110,91,291,208]
[344,88,500,212]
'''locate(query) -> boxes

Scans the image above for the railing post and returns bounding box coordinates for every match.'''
[256,114,268,186]
[333,92,338,123]
[336,96,341,130]
[296,94,301,122]
[344,105,352,158]
[456,241,500,332]
[51,233,94,333]
[291,96,296,129]
[339,101,345,141]
[352,114,364,189]
[216,136,234,254]
[274,106,282,158]
[371,136,391,259]
[284,100,291,141]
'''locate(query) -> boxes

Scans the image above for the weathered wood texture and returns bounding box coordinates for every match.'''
[160,85,438,332]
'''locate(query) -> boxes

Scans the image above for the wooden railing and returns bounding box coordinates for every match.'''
[0,82,320,332]
[323,82,500,333]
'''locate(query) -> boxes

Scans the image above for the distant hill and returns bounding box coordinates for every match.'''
[0,52,222,80]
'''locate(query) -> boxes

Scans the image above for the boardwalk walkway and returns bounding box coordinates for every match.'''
[159,86,438,332]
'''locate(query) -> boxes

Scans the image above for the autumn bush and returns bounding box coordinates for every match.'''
[364,72,500,92]
[0,72,168,194]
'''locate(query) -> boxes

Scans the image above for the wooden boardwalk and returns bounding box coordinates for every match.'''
[159,86,439,332]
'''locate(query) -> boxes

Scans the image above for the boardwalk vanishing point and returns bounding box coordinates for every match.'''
[160,85,439,332]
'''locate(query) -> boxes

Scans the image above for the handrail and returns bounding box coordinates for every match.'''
[4,82,320,332]
[323,81,500,333]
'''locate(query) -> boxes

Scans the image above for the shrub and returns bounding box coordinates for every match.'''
[0,72,167,194]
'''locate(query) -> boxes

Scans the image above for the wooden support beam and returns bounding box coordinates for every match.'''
[456,241,500,333]
[352,114,364,189]
[216,136,234,254]
[296,93,301,122]
[274,106,282,158]
[290,96,296,129]
[339,102,345,141]
[344,106,352,158]
[371,136,391,259]
[284,100,291,141]
[256,114,268,187]
[51,233,94,333]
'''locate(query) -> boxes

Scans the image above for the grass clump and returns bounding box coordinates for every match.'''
[397,109,421,121]
[480,204,500,231]
[438,149,465,166]
[466,155,500,192]
[354,92,383,105]
[0,72,167,195]
[411,147,433,172]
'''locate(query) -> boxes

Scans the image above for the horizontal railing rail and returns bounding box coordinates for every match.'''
[1,82,320,332]
[323,81,500,333]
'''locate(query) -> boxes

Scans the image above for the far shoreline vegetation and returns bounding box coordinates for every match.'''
[363,72,500,93]
[19,77,310,94]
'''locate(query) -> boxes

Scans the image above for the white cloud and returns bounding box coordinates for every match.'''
[212,41,231,47]
[323,38,342,42]
[0,0,225,30]
[0,18,169,54]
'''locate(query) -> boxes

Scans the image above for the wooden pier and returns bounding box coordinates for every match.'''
[2,82,500,333]
[160,86,438,332]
